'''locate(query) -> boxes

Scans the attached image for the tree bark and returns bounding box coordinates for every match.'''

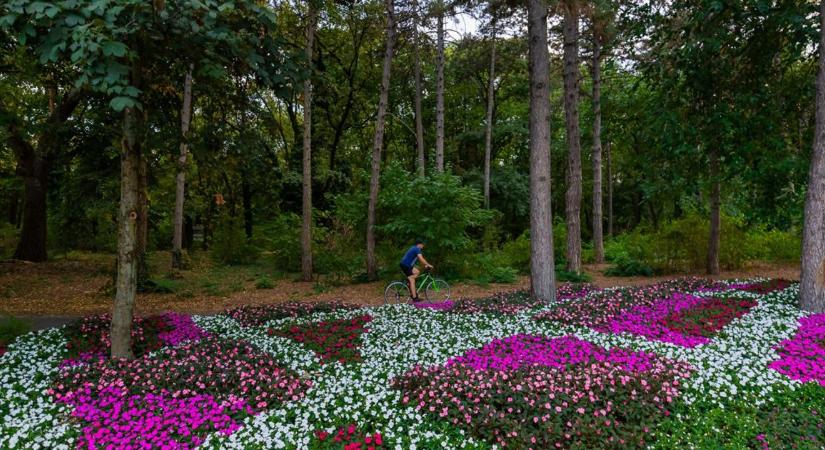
[111,104,142,360]
[413,0,425,177]
[172,66,194,270]
[435,8,445,172]
[366,0,395,280]
[528,0,556,302]
[801,0,825,313]
[607,141,613,237]
[707,147,721,275]
[2,88,83,262]
[483,17,497,209]
[591,34,604,263]
[563,6,583,273]
[242,176,253,238]
[302,4,317,282]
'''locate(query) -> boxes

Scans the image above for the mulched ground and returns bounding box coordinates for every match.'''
[0,257,800,318]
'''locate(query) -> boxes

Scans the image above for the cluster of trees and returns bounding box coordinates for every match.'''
[1,0,824,355]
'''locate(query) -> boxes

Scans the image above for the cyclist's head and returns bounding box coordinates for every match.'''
[414,238,426,248]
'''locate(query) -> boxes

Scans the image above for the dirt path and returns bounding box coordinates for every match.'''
[0,258,800,317]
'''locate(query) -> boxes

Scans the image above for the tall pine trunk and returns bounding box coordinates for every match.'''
[301,4,317,282]
[483,17,497,209]
[707,147,721,275]
[413,0,425,176]
[800,0,825,313]
[563,6,583,273]
[607,141,613,237]
[111,104,142,360]
[528,0,556,302]
[172,66,193,270]
[591,34,604,263]
[366,0,395,280]
[435,9,445,172]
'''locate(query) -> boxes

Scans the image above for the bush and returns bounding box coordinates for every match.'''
[555,269,592,283]
[0,316,31,352]
[211,215,259,265]
[500,231,531,274]
[604,255,654,277]
[255,277,275,289]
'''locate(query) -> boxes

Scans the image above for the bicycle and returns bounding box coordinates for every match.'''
[383,268,451,305]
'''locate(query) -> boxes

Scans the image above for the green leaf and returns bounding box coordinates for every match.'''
[109,96,136,112]
[102,41,127,57]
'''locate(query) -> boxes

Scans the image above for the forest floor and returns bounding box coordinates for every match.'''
[0,252,800,317]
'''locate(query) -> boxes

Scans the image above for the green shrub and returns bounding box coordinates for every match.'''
[211,215,259,265]
[255,277,275,289]
[500,231,531,274]
[0,316,31,347]
[604,255,654,277]
[555,269,592,283]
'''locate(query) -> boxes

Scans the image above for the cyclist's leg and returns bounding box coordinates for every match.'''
[408,267,420,298]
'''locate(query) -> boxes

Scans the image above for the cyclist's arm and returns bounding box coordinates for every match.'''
[418,253,433,268]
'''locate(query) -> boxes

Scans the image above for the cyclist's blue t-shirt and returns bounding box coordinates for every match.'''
[400,246,421,268]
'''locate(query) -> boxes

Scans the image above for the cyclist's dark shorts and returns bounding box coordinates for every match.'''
[400,263,414,277]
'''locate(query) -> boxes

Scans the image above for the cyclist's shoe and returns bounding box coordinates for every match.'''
[408,296,422,304]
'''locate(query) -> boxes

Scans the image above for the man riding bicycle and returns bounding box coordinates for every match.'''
[399,239,433,302]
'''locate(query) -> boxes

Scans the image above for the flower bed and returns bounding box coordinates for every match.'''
[224,301,356,327]
[768,313,825,385]
[269,315,372,364]
[448,283,597,315]
[393,335,692,449]
[50,337,311,449]
[732,279,794,295]
[62,312,208,365]
[534,278,718,328]
[1,278,819,449]
[599,294,757,347]
[310,424,387,450]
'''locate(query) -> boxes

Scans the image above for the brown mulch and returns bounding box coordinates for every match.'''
[0,258,800,317]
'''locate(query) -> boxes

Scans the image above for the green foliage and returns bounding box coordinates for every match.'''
[604,213,800,274]
[255,277,275,290]
[0,315,31,347]
[0,223,18,259]
[651,384,824,449]
[604,255,654,277]
[211,215,259,265]
[336,164,493,273]
[555,269,592,283]
[500,231,531,274]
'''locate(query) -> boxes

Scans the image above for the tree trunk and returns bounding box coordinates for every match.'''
[302,4,317,282]
[366,0,395,280]
[435,9,445,172]
[800,0,825,313]
[528,0,556,303]
[707,148,721,275]
[136,152,149,289]
[591,34,604,263]
[413,0,425,177]
[172,66,194,270]
[242,176,253,238]
[563,6,583,273]
[14,157,48,262]
[111,105,142,360]
[607,141,613,237]
[483,17,497,209]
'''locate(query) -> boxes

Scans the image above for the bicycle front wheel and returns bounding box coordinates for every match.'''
[384,281,410,305]
[424,279,451,303]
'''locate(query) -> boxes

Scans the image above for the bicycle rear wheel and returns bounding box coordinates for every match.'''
[384,281,410,305]
[424,279,451,303]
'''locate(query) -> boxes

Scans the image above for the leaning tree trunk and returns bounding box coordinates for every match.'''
[707,147,721,275]
[366,0,396,280]
[528,0,556,302]
[800,0,825,313]
[302,4,317,282]
[413,0,425,177]
[111,104,142,360]
[172,66,194,270]
[591,34,604,263]
[435,9,446,173]
[563,6,583,274]
[483,17,497,209]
